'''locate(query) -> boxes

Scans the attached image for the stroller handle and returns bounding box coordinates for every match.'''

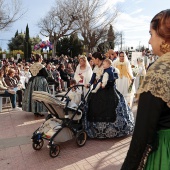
[56,84,91,101]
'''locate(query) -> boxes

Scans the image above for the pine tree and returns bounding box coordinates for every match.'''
[24,24,31,61]
[15,30,18,38]
[107,24,115,49]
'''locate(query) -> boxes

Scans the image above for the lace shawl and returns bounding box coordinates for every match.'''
[29,62,44,76]
[137,52,170,108]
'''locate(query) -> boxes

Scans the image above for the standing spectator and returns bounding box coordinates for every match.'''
[73,56,79,70]
[121,9,170,170]
[22,54,49,117]
[87,57,95,70]
[106,49,117,62]
[51,65,62,93]
[134,58,146,91]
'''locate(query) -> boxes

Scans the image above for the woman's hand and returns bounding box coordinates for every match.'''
[85,84,90,88]
[79,75,84,79]
[18,84,23,89]
[8,86,14,89]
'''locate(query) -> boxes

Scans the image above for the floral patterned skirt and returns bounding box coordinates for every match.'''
[83,89,134,138]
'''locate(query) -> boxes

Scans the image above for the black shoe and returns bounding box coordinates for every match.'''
[34,113,44,117]
[39,113,44,117]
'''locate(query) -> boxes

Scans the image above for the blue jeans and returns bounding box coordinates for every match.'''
[0,91,16,108]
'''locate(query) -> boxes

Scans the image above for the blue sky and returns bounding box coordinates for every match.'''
[0,0,170,51]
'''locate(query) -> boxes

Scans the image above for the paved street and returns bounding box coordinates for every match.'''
[0,104,137,170]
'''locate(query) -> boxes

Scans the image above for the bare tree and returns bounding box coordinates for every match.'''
[77,0,118,52]
[38,0,119,56]
[38,0,82,57]
[114,31,124,51]
[0,0,25,31]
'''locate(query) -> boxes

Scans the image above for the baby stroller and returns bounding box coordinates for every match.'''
[31,85,89,158]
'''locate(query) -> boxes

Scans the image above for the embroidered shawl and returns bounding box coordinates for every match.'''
[29,62,44,76]
[137,52,170,108]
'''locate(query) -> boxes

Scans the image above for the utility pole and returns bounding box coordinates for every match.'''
[120,33,122,51]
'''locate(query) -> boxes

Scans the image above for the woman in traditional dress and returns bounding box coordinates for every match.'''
[22,54,49,116]
[84,52,134,138]
[114,52,135,108]
[74,55,93,95]
[121,9,170,170]
[134,58,146,91]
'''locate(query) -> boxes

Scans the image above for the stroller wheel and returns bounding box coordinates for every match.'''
[32,138,44,150]
[49,144,60,158]
[76,130,87,147]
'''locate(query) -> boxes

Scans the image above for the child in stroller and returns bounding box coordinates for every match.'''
[31,84,89,158]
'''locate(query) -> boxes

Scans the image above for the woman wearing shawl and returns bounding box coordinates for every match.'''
[84,52,134,138]
[74,55,93,95]
[121,9,170,170]
[22,54,49,116]
[114,52,135,108]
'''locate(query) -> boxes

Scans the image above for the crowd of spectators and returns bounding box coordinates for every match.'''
[0,54,93,108]
[0,50,156,109]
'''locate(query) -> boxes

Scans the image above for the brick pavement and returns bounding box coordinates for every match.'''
[0,104,137,170]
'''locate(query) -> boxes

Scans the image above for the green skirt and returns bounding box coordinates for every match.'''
[144,129,170,170]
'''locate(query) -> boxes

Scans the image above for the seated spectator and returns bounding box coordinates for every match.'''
[65,63,74,78]
[0,69,16,108]
[20,66,31,88]
[2,63,10,78]
[4,69,23,107]
[51,65,62,93]
[46,64,59,90]
[58,64,70,90]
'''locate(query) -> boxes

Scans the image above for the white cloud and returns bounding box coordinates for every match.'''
[129,8,143,15]
[113,11,152,50]
[135,0,143,4]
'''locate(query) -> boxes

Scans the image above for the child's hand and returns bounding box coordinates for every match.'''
[101,84,105,88]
